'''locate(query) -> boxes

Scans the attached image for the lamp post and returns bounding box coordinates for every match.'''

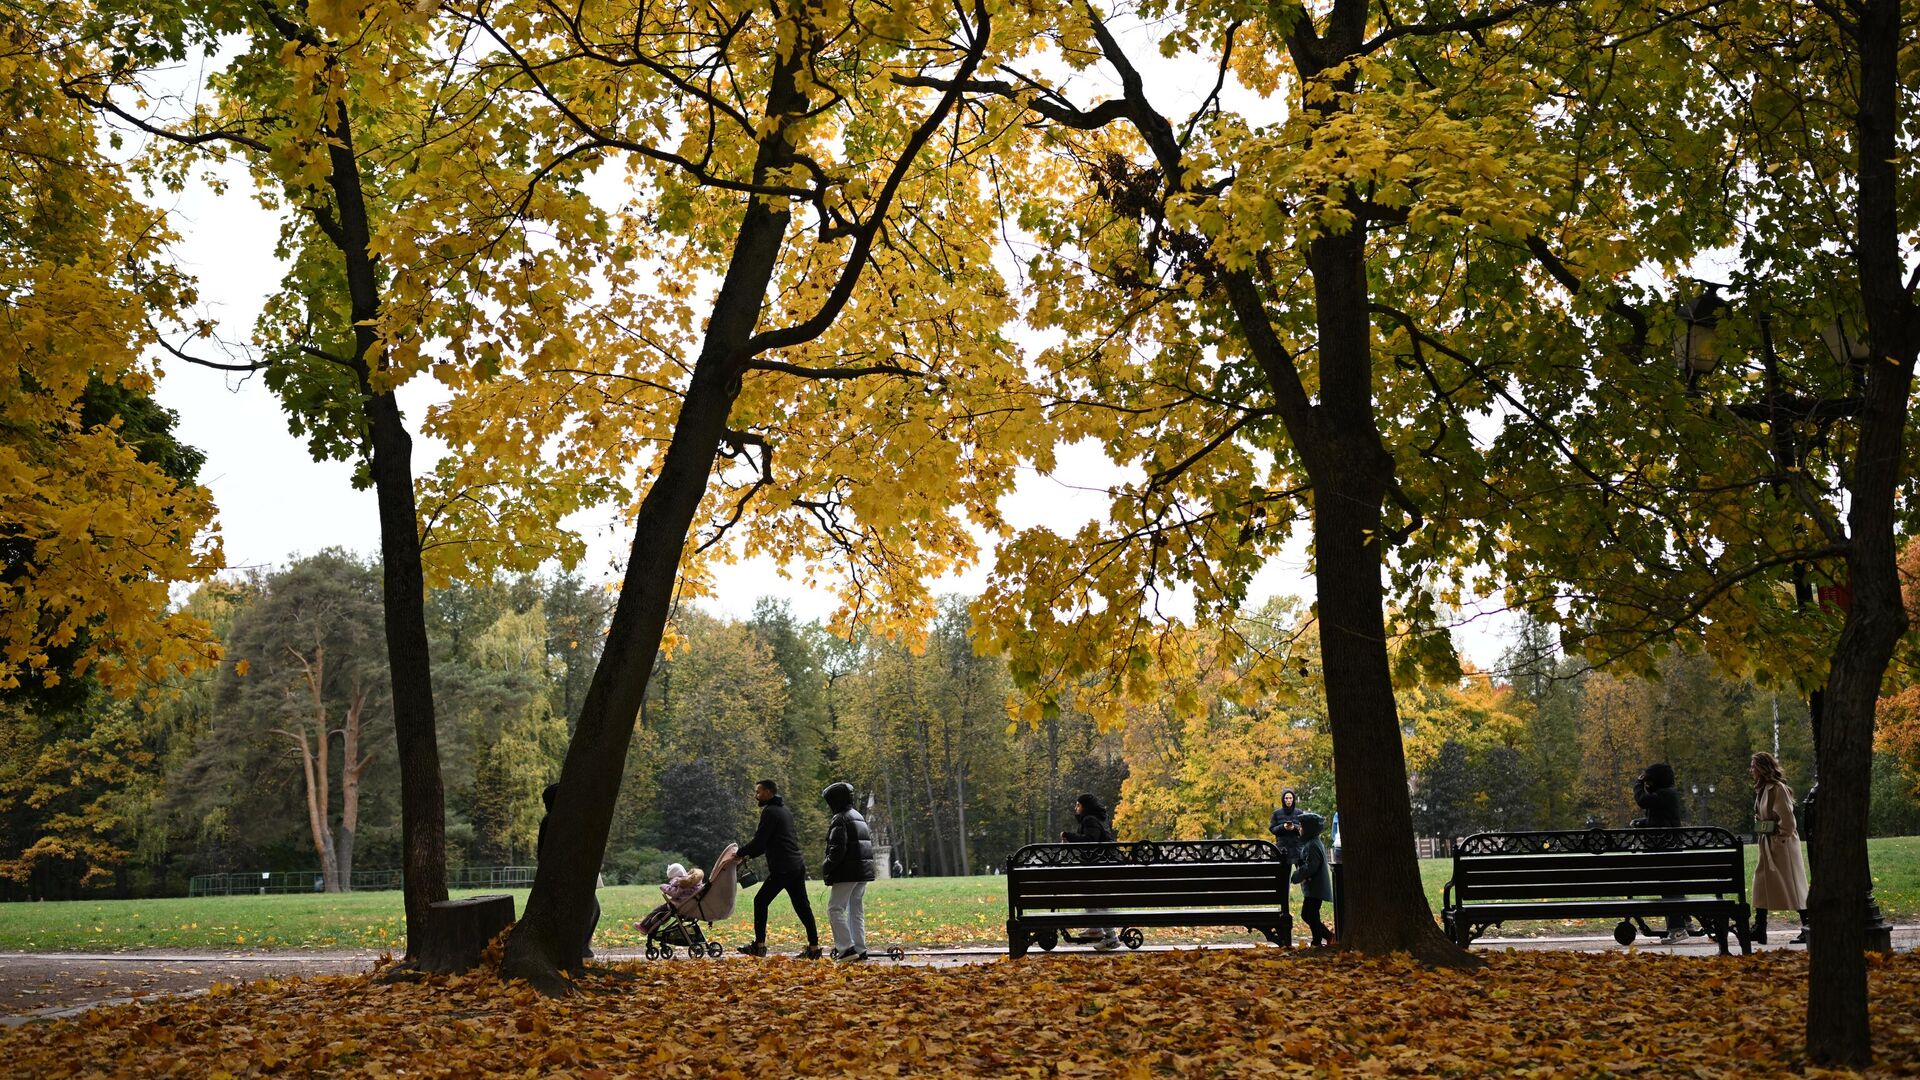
[1691,782,1717,826]
[1672,285,1892,952]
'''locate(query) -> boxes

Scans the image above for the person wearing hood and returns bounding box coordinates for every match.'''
[1060,793,1121,952]
[1633,763,1684,828]
[1269,789,1307,864]
[821,782,877,960]
[1291,812,1336,947]
[736,779,822,958]
[1632,762,1693,942]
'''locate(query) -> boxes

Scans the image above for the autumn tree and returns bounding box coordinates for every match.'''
[459,605,567,866]
[1111,603,1331,841]
[430,0,1059,989]
[69,0,613,963]
[0,1,222,702]
[217,552,386,891]
[963,0,1648,964]
[1472,1,1918,1060]
[1875,538,1920,805]
[647,609,793,866]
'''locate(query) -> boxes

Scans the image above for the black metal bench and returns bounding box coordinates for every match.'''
[1004,839,1291,957]
[1441,827,1751,955]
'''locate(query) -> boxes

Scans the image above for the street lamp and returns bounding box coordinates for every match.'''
[1673,282,1729,390]
[1669,283,1892,951]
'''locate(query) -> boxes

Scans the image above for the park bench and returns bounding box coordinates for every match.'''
[1440,827,1751,955]
[1004,838,1291,958]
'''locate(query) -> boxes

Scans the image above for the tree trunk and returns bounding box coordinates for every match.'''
[1296,226,1470,966]
[501,61,807,993]
[309,86,450,955]
[1806,0,1915,1064]
[337,681,370,892]
[1808,431,1906,1068]
[1064,7,1468,965]
[283,725,339,891]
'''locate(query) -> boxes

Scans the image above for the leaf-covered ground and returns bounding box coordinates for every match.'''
[4,948,1918,1077]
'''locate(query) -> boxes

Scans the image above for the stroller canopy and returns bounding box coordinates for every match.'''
[675,844,745,923]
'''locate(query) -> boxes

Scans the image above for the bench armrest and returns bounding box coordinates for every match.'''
[1442,878,1455,911]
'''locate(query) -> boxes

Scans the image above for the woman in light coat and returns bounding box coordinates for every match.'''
[1749,751,1808,945]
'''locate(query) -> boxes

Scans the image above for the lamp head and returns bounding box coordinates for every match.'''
[1675,284,1728,380]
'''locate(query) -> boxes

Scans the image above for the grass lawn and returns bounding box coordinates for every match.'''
[4,836,1913,953]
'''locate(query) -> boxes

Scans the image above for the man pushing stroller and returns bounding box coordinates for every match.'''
[735,779,824,958]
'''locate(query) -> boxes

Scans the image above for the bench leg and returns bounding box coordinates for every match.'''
[1007,921,1030,959]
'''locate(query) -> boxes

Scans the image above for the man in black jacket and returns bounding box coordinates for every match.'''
[821,782,876,960]
[736,779,821,958]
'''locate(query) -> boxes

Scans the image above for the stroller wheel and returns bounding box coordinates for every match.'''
[1037,930,1059,952]
[1120,927,1145,950]
[645,944,658,960]
[886,946,906,961]
[707,941,723,958]
[1613,920,1637,946]
[660,944,674,960]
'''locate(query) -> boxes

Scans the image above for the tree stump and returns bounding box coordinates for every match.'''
[412,894,515,974]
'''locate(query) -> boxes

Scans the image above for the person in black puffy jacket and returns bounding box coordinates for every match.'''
[736,779,821,958]
[822,782,876,960]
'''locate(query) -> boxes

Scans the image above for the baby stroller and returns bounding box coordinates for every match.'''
[641,844,753,960]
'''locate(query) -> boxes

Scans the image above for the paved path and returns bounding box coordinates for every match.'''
[5,925,1915,1026]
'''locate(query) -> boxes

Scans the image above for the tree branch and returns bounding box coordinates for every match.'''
[745,0,995,356]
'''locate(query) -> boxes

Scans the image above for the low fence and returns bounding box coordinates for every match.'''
[188,866,537,896]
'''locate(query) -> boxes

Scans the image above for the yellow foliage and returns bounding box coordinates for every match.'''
[0,5,223,697]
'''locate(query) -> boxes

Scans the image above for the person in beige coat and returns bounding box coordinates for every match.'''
[1749,752,1809,945]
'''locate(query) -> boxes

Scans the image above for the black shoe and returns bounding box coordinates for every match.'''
[738,942,767,957]
[799,944,824,959]
[1789,929,1808,945]
[1752,925,1768,945]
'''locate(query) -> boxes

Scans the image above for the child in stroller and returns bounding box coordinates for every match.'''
[637,844,753,959]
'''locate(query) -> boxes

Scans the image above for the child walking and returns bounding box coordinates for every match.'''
[1292,813,1336,947]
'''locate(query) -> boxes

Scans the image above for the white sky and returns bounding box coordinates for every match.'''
[141,26,1518,670]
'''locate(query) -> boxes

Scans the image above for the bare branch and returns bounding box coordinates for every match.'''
[746,0,995,356]
[745,358,930,380]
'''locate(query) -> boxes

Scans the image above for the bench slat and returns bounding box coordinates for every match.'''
[1016,891,1286,911]
[1453,898,1738,918]
[1017,908,1286,929]
[1013,876,1282,891]
[1458,880,1739,901]
[1457,854,1736,874]
[1009,863,1285,881]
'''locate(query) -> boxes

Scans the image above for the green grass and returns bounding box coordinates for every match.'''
[3,836,1913,954]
